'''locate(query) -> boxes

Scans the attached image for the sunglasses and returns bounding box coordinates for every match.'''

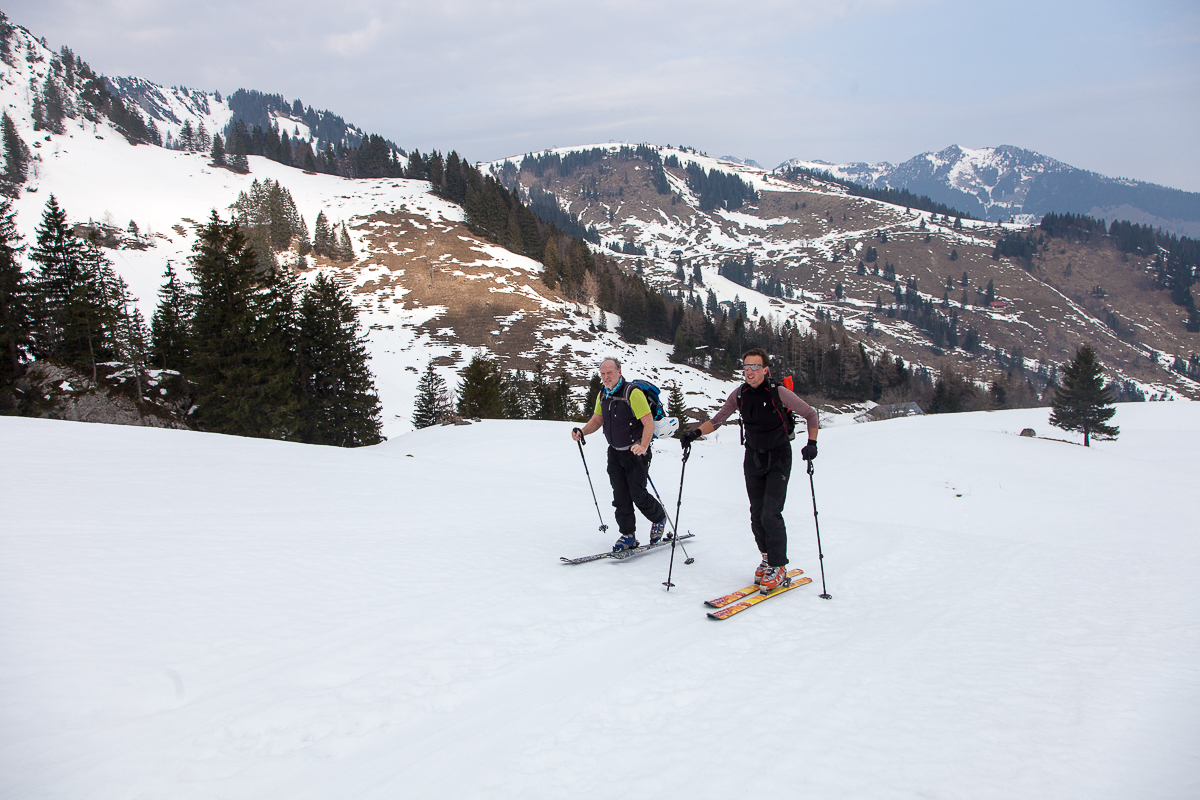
[742,364,765,372]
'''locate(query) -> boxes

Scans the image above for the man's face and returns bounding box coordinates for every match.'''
[742,355,767,388]
[599,360,621,390]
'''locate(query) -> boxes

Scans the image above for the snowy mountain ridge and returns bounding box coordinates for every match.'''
[779,144,1200,237]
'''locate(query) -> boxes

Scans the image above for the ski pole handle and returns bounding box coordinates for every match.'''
[573,427,586,445]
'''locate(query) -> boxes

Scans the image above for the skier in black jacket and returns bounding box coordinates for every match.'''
[572,357,667,552]
[681,348,819,593]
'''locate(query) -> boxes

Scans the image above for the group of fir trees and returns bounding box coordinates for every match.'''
[412,354,581,427]
[222,118,404,179]
[227,179,352,267]
[311,211,354,262]
[232,178,309,268]
[150,213,382,445]
[0,197,380,444]
[170,119,211,153]
[0,196,149,400]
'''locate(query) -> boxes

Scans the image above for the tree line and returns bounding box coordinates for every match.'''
[780,165,973,220]
[1038,212,1198,332]
[412,355,581,428]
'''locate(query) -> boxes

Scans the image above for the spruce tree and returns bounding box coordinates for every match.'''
[500,368,529,419]
[178,120,194,151]
[1050,344,1119,447]
[296,272,383,445]
[313,211,332,258]
[666,382,686,422]
[210,133,225,167]
[111,277,150,400]
[2,111,28,185]
[186,212,296,438]
[413,360,450,428]
[0,197,30,386]
[619,287,648,344]
[585,374,602,416]
[337,223,354,261]
[542,238,561,289]
[150,262,189,370]
[457,353,504,418]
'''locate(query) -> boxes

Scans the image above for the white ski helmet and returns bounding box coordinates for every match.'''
[654,416,680,439]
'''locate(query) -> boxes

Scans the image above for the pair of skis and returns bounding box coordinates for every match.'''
[560,533,695,565]
[704,568,811,620]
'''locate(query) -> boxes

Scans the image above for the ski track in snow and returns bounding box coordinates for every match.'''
[2,405,1198,799]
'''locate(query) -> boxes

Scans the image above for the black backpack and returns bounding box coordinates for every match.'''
[736,377,797,443]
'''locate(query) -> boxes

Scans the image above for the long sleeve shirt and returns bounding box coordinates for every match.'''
[709,384,819,433]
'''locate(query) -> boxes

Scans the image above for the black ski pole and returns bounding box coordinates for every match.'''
[807,460,831,599]
[663,442,693,591]
[574,430,608,534]
[645,466,692,565]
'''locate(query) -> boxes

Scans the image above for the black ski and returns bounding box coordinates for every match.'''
[561,533,695,565]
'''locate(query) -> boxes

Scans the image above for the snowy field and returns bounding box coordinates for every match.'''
[2,404,1198,799]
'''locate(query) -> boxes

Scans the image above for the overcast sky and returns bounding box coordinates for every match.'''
[9,0,1200,191]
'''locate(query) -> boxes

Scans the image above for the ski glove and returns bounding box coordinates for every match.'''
[800,439,818,461]
[680,428,702,446]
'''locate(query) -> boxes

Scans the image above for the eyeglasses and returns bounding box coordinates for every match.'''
[742,364,764,372]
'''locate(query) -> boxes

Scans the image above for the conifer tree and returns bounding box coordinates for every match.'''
[619,286,648,344]
[500,369,530,420]
[0,197,30,386]
[2,111,28,186]
[210,133,225,167]
[585,373,602,415]
[150,262,189,370]
[313,211,332,258]
[666,382,686,423]
[186,212,296,438]
[413,361,451,428]
[337,223,354,261]
[112,279,150,399]
[1050,344,1119,447]
[178,120,194,151]
[457,353,504,418]
[296,272,382,445]
[542,238,561,289]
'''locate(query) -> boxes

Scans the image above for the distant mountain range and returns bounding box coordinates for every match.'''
[779,145,1200,238]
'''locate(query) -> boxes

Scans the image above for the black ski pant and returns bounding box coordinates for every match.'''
[607,446,666,536]
[744,442,792,567]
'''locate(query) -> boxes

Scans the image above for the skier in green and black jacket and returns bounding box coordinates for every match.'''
[572,356,666,552]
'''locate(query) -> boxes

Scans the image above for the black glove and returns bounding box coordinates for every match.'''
[680,428,702,446]
[800,439,818,461]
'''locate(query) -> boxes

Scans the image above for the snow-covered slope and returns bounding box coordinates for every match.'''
[781,145,1200,236]
[2,406,1197,798]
